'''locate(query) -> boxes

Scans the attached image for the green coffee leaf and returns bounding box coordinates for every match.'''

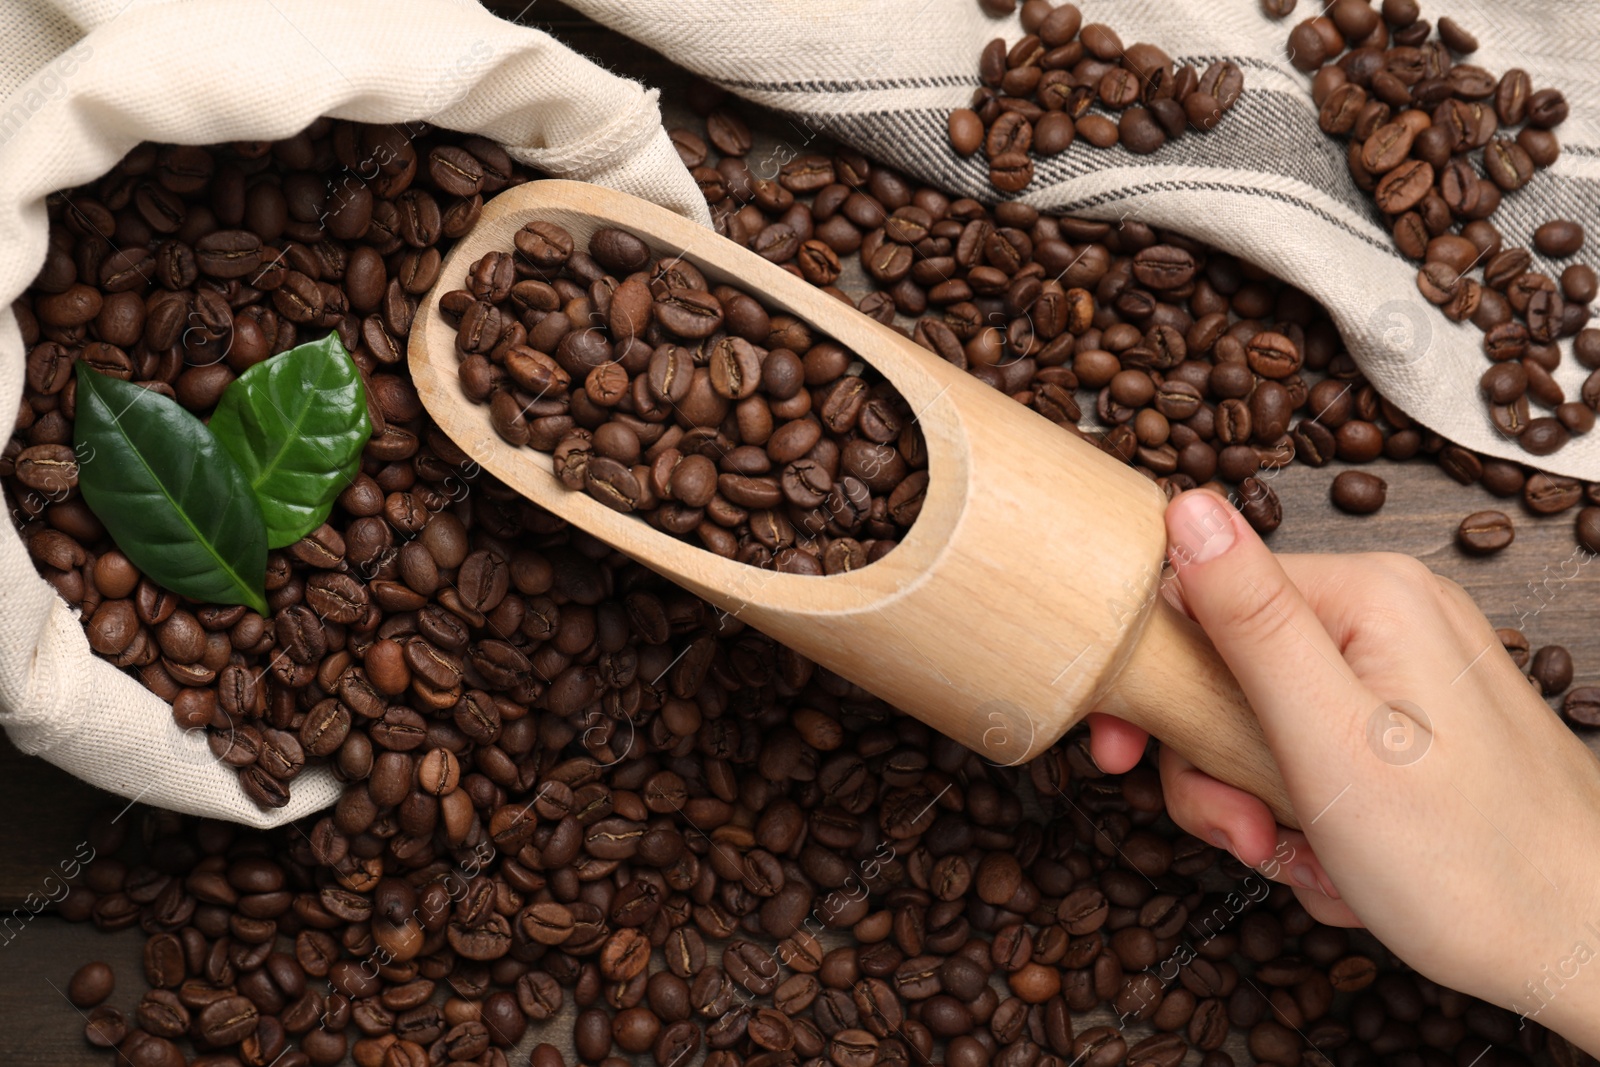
[73,367,269,614]
[207,333,372,548]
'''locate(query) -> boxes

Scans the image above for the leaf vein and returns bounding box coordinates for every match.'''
[94,387,259,606]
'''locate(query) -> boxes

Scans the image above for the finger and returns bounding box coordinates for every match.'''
[1234,553,1388,654]
[1164,491,1369,776]
[1275,555,1492,666]
[1264,828,1342,901]
[1161,748,1354,916]
[1292,886,1365,928]
[1086,713,1149,774]
[1159,744,1278,865]
[1273,553,1374,660]
[1158,566,1192,620]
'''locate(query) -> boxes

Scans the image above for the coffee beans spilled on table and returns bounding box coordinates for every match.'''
[50,722,1570,1067]
[1493,627,1592,726]
[444,224,925,575]
[678,83,1599,560]
[951,2,1245,192]
[1282,0,1598,455]
[5,75,1600,1067]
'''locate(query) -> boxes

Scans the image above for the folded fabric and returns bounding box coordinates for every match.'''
[571,0,1600,480]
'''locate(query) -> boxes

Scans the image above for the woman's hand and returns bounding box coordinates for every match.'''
[1090,489,1600,1052]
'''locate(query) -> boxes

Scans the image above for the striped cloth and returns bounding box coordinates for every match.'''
[572,0,1600,480]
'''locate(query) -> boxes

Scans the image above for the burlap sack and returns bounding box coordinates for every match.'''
[3,0,1596,826]
[0,0,704,826]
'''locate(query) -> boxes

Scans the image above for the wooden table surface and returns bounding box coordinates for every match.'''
[4,6,1598,1064]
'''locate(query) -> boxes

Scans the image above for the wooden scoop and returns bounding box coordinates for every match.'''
[410,179,1297,827]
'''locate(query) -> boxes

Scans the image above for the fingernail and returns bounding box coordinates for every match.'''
[1169,492,1237,567]
[1292,865,1318,890]
[1209,831,1233,856]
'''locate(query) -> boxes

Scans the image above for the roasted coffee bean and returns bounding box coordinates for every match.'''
[1328,956,1376,993]
[83,1006,127,1048]
[1238,477,1282,534]
[1076,1026,1128,1067]
[1534,220,1585,259]
[1457,510,1514,555]
[1531,645,1574,697]
[16,443,79,494]
[194,230,262,279]
[1576,507,1600,554]
[1496,630,1533,674]
[1330,470,1386,514]
[69,961,116,1007]
[988,150,1035,193]
[949,109,985,156]
[197,994,260,1044]
[1481,362,1528,404]
[1564,687,1600,727]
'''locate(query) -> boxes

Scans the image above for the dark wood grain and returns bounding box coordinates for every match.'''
[3,13,1596,1064]
[0,919,147,1064]
[0,736,122,906]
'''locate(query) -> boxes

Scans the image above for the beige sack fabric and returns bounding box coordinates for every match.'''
[574,0,1600,479]
[0,0,704,826]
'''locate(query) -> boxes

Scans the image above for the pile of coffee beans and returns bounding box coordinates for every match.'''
[50,714,1572,1067]
[444,223,925,575]
[12,72,1600,824]
[949,1,1244,192]
[7,118,565,809]
[7,76,1600,1067]
[1278,0,1597,456]
[680,82,1600,553]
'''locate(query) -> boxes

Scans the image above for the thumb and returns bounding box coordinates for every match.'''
[1164,490,1368,772]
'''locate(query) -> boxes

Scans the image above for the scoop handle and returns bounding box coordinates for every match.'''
[1097,596,1298,828]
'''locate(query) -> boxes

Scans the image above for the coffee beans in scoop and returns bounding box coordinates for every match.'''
[1284,0,1595,455]
[443,223,926,575]
[954,2,1244,192]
